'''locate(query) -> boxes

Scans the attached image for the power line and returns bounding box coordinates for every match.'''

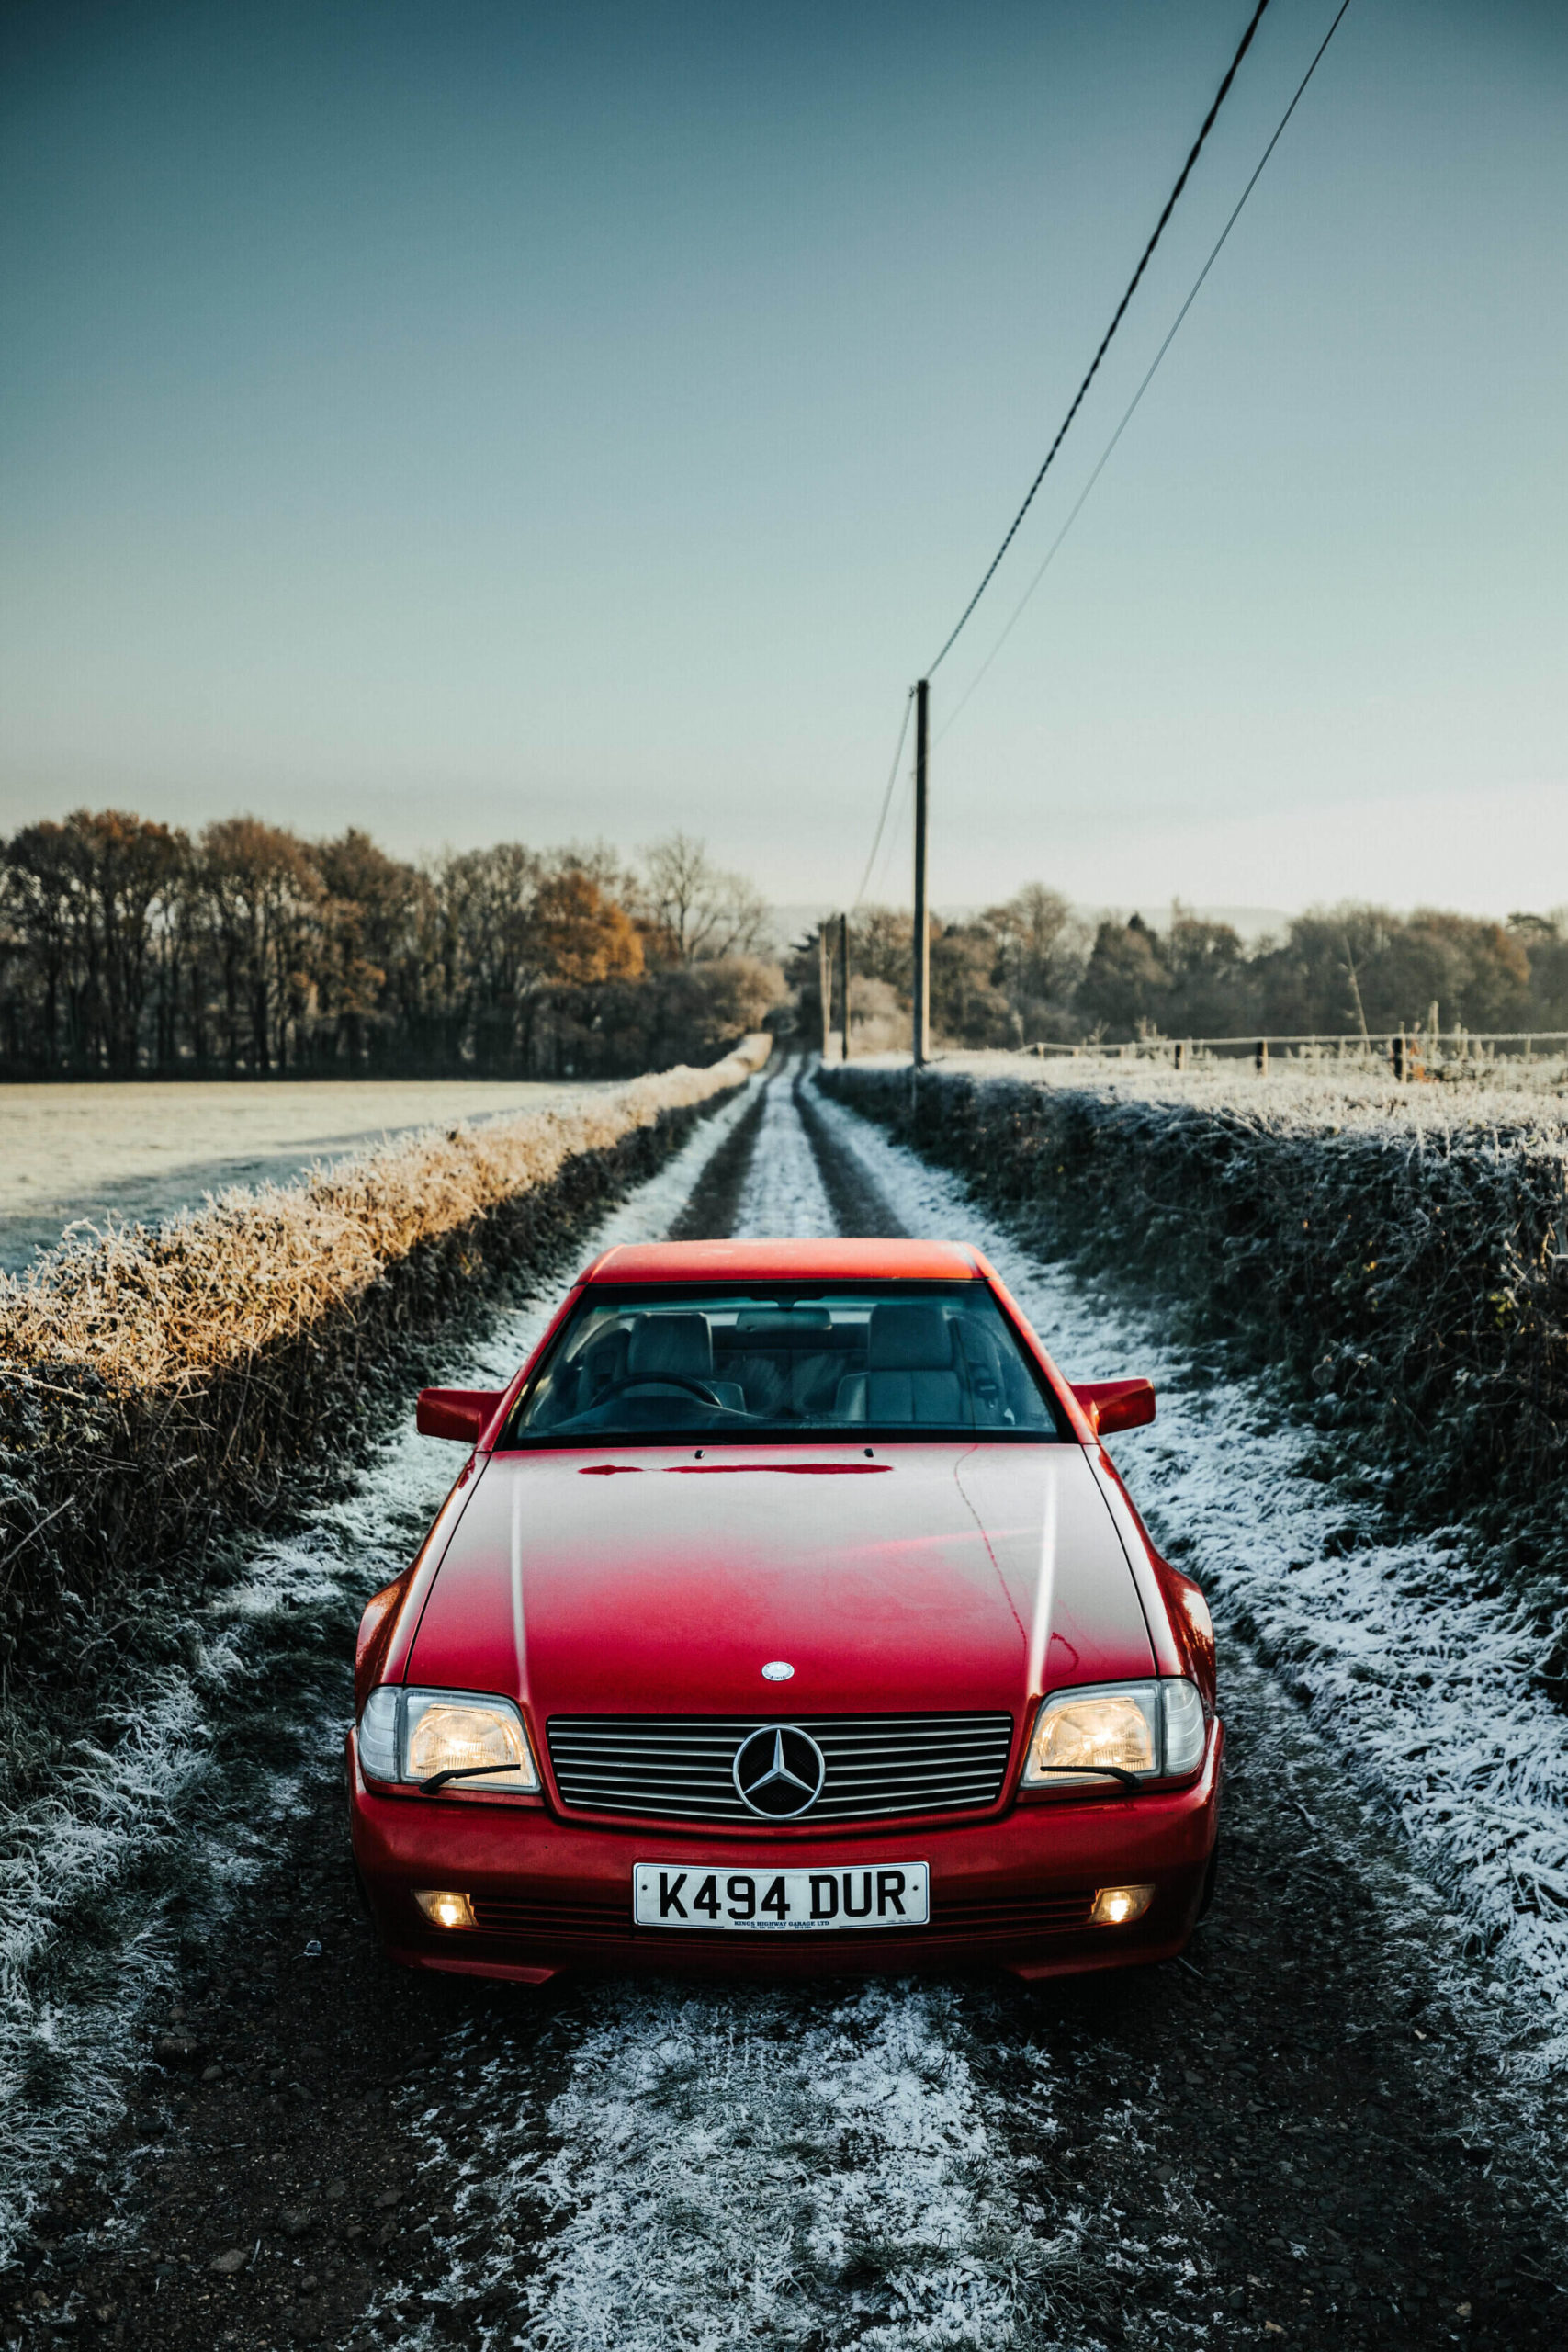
[852,687,915,908]
[938,0,1355,743]
[871,763,914,906]
[925,0,1276,679]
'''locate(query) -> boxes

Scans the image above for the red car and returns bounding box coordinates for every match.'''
[349,1239,1221,1984]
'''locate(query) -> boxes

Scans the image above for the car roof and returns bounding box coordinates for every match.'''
[579,1238,986,1284]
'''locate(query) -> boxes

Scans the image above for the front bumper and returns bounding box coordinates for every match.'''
[348,1721,1223,1984]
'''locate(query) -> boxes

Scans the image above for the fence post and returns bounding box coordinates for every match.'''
[1256,1039,1269,1075]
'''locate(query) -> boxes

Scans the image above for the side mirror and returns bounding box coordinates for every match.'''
[1071,1378,1156,1438]
[416,1386,504,1444]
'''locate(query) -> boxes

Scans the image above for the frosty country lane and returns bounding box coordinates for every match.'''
[10,1063,1566,2352]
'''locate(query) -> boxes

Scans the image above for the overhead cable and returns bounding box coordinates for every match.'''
[852,687,916,909]
[939,0,1355,742]
[925,0,1276,678]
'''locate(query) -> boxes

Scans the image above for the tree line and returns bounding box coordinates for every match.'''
[0,813,785,1079]
[797,892,1568,1052]
[7,806,1562,1080]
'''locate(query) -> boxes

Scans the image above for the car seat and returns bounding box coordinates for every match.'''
[834,1304,966,1424]
[626,1314,745,1413]
[725,1308,845,1419]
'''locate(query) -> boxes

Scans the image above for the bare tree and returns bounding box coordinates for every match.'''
[984,883,1083,1004]
[640,831,770,966]
[2,810,186,1071]
[199,819,323,1073]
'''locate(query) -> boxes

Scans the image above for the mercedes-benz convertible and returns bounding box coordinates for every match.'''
[348,1238,1221,1984]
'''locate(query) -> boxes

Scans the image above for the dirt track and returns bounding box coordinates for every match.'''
[9,1067,1564,2351]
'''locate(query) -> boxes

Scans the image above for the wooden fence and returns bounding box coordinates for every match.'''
[1021,1028,1568,1079]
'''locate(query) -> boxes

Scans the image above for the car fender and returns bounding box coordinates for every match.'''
[1084,1448,1215,1705]
[356,1450,486,1708]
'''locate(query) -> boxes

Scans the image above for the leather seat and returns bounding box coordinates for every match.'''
[835,1303,964,1424]
[626,1315,744,1412]
[726,1309,845,1419]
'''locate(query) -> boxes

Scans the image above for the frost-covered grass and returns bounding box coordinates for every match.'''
[907,1046,1568,1124]
[480,1983,1052,2350]
[379,1980,1216,2352]
[734,1067,836,1237]
[810,1082,1568,2071]
[2,1045,770,1395]
[0,1077,618,1274]
[0,1081,764,2267]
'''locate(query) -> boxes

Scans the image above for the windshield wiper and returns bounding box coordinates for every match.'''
[416,1763,525,1795]
[1026,1764,1144,1792]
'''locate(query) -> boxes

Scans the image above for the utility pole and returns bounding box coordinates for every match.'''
[912,677,930,1066]
[839,911,850,1061]
[818,922,830,1060]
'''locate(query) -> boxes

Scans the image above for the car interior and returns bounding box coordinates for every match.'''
[511,1286,1062,1438]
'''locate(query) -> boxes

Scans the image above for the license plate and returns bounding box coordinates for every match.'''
[633,1861,930,1932]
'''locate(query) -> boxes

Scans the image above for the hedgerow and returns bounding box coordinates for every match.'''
[818,1057,1568,1635]
[0,1041,768,1683]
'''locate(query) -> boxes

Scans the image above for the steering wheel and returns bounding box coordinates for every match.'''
[613,1374,727,1408]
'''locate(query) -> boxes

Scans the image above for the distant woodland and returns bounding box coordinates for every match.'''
[4,807,1567,1079]
[801,893,1568,1055]
[0,812,785,1079]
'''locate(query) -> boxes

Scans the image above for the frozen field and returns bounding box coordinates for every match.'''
[874,1046,1568,1122]
[0,1079,611,1271]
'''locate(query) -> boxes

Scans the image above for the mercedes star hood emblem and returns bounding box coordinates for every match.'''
[732,1724,826,1819]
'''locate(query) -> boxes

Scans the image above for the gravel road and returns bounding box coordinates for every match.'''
[8,1064,1565,2352]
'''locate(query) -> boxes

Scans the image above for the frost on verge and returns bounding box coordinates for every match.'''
[808,1084,1568,2069]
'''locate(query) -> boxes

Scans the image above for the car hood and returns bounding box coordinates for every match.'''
[406,1443,1155,1723]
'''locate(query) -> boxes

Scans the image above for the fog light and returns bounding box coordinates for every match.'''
[414,1889,477,1930]
[1090,1883,1155,1927]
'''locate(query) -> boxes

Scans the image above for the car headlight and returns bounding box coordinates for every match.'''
[1022,1679,1206,1787]
[1161,1677,1206,1774]
[356,1686,540,1795]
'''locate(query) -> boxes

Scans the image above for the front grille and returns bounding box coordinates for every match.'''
[545,1713,1016,1825]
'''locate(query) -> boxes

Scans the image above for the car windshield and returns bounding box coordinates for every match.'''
[502,1281,1067,1446]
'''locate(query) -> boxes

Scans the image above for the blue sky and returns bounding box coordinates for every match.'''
[2,0,1563,915]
